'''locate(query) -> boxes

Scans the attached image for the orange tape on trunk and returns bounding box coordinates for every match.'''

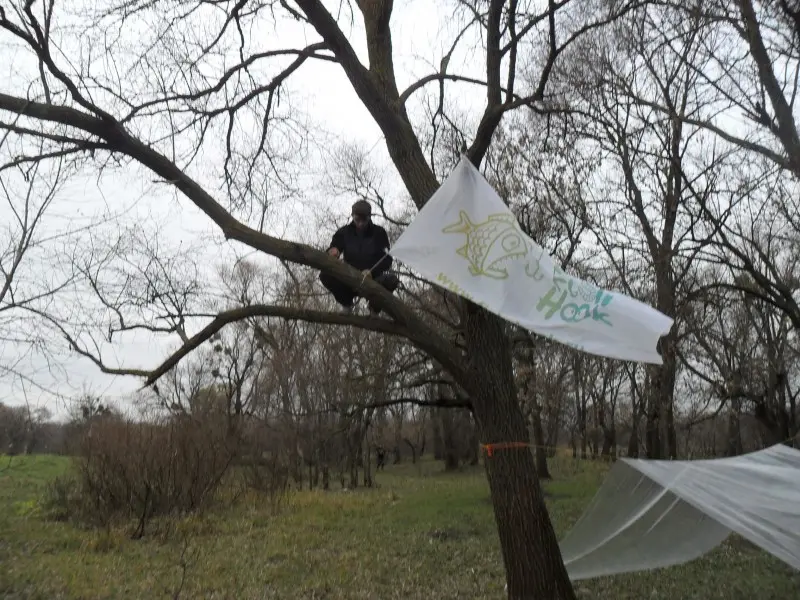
[481,442,531,458]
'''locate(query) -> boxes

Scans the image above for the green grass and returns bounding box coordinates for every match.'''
[0,454,798,599]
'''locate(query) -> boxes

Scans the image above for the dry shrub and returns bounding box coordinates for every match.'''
[240,453,290,505]
[235,428,292,511]
[42,414,237,537]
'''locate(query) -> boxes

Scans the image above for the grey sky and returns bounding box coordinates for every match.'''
[0,1,491,419]
[1,1,786,421]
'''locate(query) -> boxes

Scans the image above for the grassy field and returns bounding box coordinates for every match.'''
[1,454,798,599]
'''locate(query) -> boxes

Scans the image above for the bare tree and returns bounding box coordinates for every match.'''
[685,270,800,447]
[636,0,800,176]
[588,358,625,459]
[556,4,726,458]
[0,1,655,596]
[617,1,800,333]
[0,133,88,395]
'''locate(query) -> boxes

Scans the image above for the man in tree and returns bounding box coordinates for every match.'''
[320,200,399,315]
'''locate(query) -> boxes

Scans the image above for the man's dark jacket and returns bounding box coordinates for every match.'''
[329,221,393,276]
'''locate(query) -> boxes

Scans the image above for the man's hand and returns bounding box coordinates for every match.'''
[362,269,372,278]
[328,247,340,258]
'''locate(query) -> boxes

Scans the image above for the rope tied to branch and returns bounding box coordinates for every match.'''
[359,251,391,286]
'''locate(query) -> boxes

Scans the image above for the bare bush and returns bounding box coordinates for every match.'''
[42,413,237,538]
[236,429,291,511]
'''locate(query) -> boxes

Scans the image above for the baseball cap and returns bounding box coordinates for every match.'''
[352,200,372,217]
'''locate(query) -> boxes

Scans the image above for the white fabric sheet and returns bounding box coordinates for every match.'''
[389,156,673,364]
[560,444,800,580]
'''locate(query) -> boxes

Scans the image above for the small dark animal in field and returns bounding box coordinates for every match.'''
[375,446,386,470]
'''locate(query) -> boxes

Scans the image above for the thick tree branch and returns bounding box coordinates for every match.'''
[143,304,410,387]
[625,94,793,169]
[27,301,410,386]
[293,0,440,205]
[399,73,501,105]
[465,0,506,167]
[121,43,335,122]
[0,92,469,384]
[737,0,800,175]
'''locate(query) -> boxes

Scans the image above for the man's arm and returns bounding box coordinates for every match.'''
[328,227,345,257]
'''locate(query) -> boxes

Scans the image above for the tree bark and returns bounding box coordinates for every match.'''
[628,399,641,460]
[644,394,661,459]
[627,427,639,459]
[737,0,800,175]
[464,412,480,466]
[322,465,330,491]
[432,412,444,460]
[655,333,679,459]
[393,408,404,464]
[403,438,417,464]
[531,406,552,479]
[597,394,616,460]
[601,426,616,461]
[726,399,743,457]
[464,304,575,600]
[440,407,459,471]
[546,406,560,458]
[362,440,373,488]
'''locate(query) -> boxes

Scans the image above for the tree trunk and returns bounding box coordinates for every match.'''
[577,395,588,460]
[322,465,330,491]
[754,400,790,446]
[439,406,459,471]
[464,305,575,600]
[465,413,480,466]
[349,461,358,489]
[349,434,361,489]
[627,429,639,458]
[652,284,678,459]
[546,417,559,458]
[580,431,587,460]
[627,406,640,460]
[570,431,578,459]
[403,438,417,464]
[657,340,678,459]
[645,381,662,459]
[665,399,677,459]
[596,396,614,460]
[393,413,403,464]
[363,441,373,488]
[601,426,616,461]
[531,407,551,479]
[432,412,444,460]
[726,400,743,457]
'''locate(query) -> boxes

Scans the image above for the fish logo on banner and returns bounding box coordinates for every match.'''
[441,211,547,281]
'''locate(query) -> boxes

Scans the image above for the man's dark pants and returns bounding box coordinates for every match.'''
[319,271,399,313]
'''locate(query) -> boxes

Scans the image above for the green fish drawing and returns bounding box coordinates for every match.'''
[442,210,536,280]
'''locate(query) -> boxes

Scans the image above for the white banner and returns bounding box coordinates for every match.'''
[390,156,673,364]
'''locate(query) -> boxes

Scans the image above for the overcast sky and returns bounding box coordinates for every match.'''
[1,1,782,421]
[0,0,493,419]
